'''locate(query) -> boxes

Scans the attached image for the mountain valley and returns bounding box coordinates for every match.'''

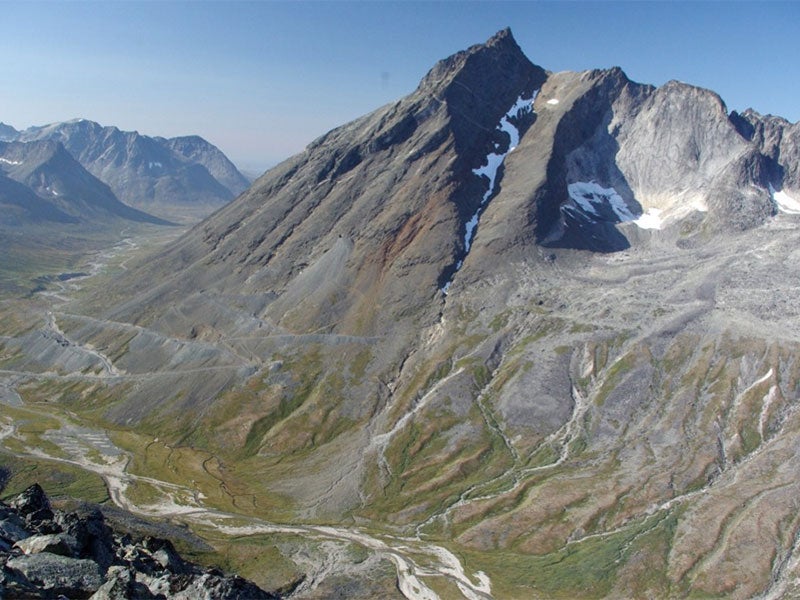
[2,28,800,599]
[0,117,249,297]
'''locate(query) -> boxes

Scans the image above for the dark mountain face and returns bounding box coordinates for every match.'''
[730,108,800,192]
[0,139,169,225]
[8,29,800,599]
[13,120,248,218]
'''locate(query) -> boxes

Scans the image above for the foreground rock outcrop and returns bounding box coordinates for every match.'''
[0,484,278,599]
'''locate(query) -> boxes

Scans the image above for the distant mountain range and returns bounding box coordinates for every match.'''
[0,119,249,221]
[0,139,169,226]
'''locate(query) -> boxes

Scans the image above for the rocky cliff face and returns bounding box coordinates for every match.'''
[6,28,800,599]
[13,120,248,218]
[491,70,774,257]
[730,108,800,193]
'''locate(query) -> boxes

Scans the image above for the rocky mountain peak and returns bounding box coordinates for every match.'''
[418,28,544,105]
[729,108,800,192]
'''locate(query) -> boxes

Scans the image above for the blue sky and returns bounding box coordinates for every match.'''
[2,1,798,172]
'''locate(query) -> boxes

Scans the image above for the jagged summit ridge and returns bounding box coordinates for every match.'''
[419,27,529,92]
[417,28,546,164]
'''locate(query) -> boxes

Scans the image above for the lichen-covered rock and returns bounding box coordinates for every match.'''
[0,511,30,544]
[139,570,279,600]
[9,483,54,527]
[55,507,115,569]
[88,566,134,600]
[5,552,105,597]
[14,533,80,557]
[145,537,188,574]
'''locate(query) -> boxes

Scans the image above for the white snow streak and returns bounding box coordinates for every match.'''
[546,98,559,105]
[770,184,800,215]
[442,92,536,294]
[0,157,23,165]
[759,385,779,441]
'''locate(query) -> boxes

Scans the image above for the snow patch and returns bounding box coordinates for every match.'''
[759,385,779,441]
[567,181,637,222]
[546,98,559,105]
[469,93,536,238]
[634,208,663,230]
[565,181,673,230]
[148,161,163,170]
[0,157,22,166]
[770,184,800,215]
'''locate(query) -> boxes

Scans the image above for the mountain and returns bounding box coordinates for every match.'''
[0,173,78,226]
[0,122,18,142]
[5,28,800,599]
[160,134,250,195]
[102,28,548,334]
[12,119,249,218]
[0,139,169,225]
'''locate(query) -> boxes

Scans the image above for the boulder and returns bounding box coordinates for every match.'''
[9,484,54,527]
[14,533,80,557]
[144,536,188,574]
[0,511,30,544]
[88,565,135,600]
[56,508,115,569]
[5,552,104,598]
